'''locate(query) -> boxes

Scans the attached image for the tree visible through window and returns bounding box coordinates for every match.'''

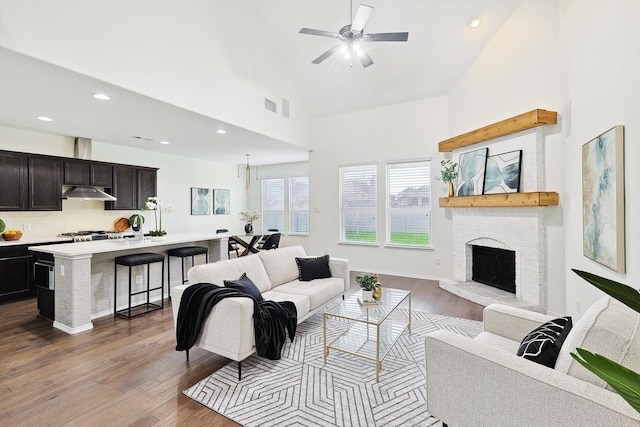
[339,164,377,243]
[387,161,431,246]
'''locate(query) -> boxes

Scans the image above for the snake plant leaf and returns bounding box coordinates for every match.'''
[571,348,640,413]
[572,269,640,313]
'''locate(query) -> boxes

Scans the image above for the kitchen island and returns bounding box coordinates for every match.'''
[29,232,229,334]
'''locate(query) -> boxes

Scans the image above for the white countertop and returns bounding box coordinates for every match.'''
[28,232,229,257]
[0,236,74,247]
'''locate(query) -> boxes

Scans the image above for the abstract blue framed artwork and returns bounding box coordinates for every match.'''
[455,147,488,196]
[483,150,522,194]
[191,187,211,215]
[582,125,625,273]
[213,189,230,215]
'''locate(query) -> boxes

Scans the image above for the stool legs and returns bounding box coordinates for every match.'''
[114,256,164,319]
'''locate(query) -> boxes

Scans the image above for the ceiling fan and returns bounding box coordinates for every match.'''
[299,2,409,68]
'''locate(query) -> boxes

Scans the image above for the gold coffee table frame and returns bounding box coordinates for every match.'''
[323,287,411,382]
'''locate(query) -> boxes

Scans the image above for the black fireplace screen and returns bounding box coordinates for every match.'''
[472,245,516,293]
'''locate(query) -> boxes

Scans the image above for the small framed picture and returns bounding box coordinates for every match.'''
[213,189,230,215]
[191,187,211,215]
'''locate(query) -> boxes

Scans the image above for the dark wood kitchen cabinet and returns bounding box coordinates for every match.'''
[29,156,62,210]
[105,166,157,210]
[0,150,28,210]
[137,168,157,208]
[63,159,112,187]
[0,244,34,303]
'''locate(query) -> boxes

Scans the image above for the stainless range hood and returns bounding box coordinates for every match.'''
[62,186,117,201]
[61,137,117,202]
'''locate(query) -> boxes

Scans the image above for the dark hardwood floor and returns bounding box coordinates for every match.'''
[0,273,483,426]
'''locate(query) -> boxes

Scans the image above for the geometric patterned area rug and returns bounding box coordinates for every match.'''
[184,310,482,427]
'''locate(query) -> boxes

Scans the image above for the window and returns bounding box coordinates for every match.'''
[261,178,284,232]
[386,160,431,246]
[289,177,309,234]
[339,164,377,243]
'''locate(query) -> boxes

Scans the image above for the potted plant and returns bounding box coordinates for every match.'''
[356,272,381,302]
[239,209,261,235]
[438,159,458,197]
[129,213,145,232]
[142,196,172,239]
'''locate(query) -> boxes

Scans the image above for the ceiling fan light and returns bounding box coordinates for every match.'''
[344,51,351,60]
[340,45,348,54]
[353,42,361,52]
[357,50,363,56]
[469,17,481,29]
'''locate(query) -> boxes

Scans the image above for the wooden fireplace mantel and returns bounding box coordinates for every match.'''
[438,109,558,152]
[437,109,559,208]
[439,192,559,208]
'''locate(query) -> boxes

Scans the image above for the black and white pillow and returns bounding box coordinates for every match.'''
[224,273,263,301]
[516,316,572,368]
[295,255,332,282]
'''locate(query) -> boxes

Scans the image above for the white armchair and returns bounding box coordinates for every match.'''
[425,298,640,427]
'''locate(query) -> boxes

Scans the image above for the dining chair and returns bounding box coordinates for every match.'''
[257,228,279,249]
[216,229,239,258]
[259,233,281,251]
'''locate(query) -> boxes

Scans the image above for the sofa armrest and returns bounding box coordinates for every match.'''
[425,331,639,427]
[483,303,555,342]
[329,257,350,293]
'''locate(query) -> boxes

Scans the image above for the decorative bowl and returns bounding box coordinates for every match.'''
[2,231,23,241]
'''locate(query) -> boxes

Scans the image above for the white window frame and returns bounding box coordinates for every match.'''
[289,176,309,235]
[261,178,285,232]
[385,159,432,249]
[338,164,378,245]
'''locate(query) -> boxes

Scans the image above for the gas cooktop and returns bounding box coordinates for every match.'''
[59,231,124,242]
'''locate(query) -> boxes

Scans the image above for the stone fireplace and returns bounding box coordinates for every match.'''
[439,127,549,312]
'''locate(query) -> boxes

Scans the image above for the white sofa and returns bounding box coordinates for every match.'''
[425,296,640,427]
[171,245,349,376]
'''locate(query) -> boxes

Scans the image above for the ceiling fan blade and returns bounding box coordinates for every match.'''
[299,28,340,38]
[312,45,340,64]
[358,50,374,68]
[351,4,373,33]
[364,32,409,42]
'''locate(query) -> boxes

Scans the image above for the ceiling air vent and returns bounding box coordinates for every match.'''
[264,98,277,114]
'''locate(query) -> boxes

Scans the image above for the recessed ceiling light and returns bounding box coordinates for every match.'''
[469,17,481,29]
[159,140,170,145]
[92,93,110,100]
[216,129,227,134]
[37,116,53,122]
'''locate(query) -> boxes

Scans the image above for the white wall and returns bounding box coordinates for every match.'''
[0,0,312,150]
[559,0,640,317]
[0,125,248,237]
[309,96,450,277]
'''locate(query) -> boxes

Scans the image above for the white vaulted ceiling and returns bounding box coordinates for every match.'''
[0,0,522,165]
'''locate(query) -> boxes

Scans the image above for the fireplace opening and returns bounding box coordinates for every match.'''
[472,245,516,293]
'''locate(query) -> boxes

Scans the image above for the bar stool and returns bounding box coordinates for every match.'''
[114,252,165,319]
[167,246,208,286]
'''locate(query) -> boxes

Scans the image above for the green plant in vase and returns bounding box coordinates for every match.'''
[437,159,458,197]
[356,272,381,302]
[142,197,172,236]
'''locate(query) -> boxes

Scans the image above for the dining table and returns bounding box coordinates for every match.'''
[229,233,271,256]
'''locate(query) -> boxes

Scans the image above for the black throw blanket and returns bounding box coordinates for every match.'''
[175,283,297,360]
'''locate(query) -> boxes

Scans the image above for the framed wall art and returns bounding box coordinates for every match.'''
[455,147,488,196]
[213,189,230,215]
[582,125,625,272]
[191,187,211,215]
[483,150,522,194]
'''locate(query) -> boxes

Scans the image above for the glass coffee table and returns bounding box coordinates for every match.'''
[323,287,411,381]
